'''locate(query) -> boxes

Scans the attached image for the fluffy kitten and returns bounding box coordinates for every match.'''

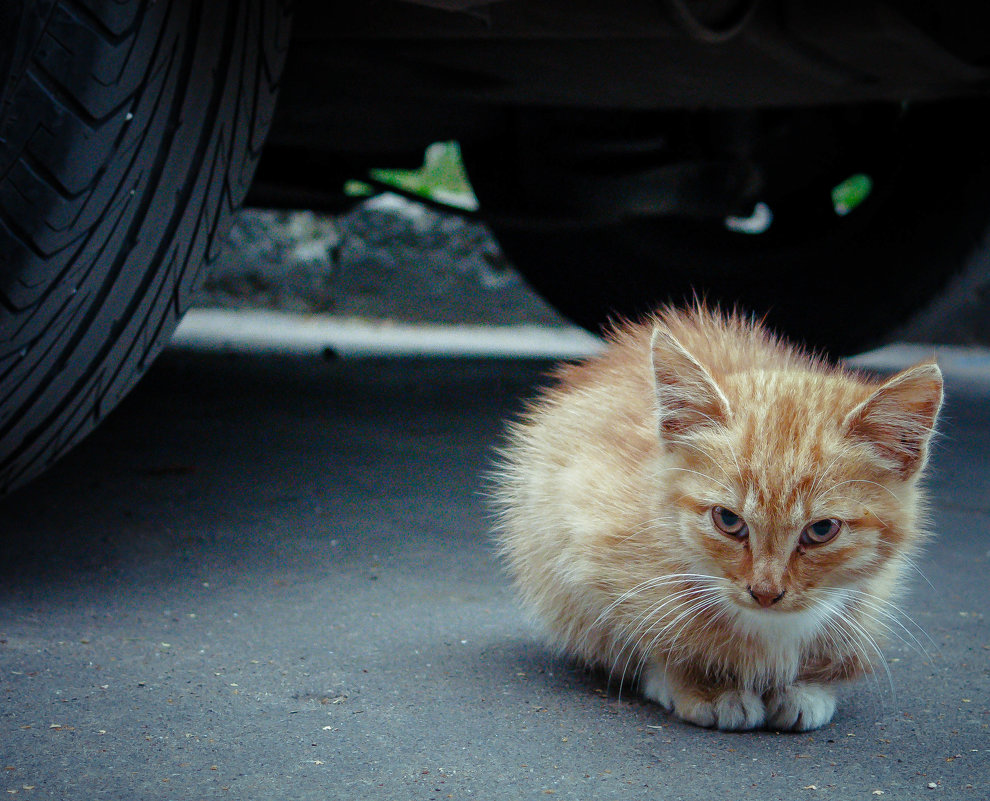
[492,306,942,731]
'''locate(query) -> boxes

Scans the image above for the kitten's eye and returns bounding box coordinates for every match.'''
[800,518,842,546]
[712,506,748,539]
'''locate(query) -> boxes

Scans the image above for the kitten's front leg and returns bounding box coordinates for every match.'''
[640,662,765,731]
[764,683,836,732]
[763,656,856,731]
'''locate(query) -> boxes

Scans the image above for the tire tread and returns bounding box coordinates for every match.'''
[0,0,290,492]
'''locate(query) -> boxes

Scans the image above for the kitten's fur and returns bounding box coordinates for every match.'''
[492,306,942,731]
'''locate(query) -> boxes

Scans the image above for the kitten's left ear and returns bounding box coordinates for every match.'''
[651,326,731,438]
[842,360,943,478]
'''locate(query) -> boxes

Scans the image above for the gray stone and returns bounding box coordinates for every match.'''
[198,195,565,327]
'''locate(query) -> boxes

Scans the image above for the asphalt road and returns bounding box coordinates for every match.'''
[1,346,988,800]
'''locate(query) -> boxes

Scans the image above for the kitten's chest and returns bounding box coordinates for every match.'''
[715,606,830,684]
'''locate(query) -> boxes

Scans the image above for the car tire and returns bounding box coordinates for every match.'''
[0,0,290,493]
[465,101,990,355]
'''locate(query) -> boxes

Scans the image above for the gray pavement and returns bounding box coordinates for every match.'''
[1,345,988,800]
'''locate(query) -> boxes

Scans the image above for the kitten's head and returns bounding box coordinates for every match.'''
[650,325,943,623]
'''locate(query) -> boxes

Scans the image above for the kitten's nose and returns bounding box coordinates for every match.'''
[748,585,785,608]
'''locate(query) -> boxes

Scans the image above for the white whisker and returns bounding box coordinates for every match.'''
[824,586,939,662]
[818,598,892,709]
[609,586,719,692]
[657,466,733,495]
[808,451,847,500]
[670,438,729,468]
[824,477,902,505]
[899,554,938,593]
[584,572,727,695]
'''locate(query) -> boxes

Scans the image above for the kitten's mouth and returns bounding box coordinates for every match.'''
[741,598,788,612]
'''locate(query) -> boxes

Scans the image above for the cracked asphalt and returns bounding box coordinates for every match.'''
[1,344,988,800]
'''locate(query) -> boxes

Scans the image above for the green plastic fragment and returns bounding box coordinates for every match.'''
[370,141,478,210]
[831,173,873,216]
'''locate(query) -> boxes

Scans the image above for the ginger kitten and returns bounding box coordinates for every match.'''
[492,306,942,731]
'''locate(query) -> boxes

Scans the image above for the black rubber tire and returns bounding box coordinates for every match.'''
[0,0,290,493]
[466,102,990,356]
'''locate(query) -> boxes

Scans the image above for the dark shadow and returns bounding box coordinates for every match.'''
[0,350,550,592]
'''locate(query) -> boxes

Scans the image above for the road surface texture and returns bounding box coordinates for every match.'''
[1,345,988,800]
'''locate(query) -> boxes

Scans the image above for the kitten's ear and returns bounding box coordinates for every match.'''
[842,360,943,478]
[651,327,731,437]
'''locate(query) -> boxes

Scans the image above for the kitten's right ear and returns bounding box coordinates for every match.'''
[651,327,731,438]
[842,360,943,478]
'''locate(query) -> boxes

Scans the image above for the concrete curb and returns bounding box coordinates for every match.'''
[171,309,990,383]
[171,308,604,359]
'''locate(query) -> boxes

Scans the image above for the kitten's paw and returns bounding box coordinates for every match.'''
[639,663,675,710]
[765,683,836,731]
[705,689,766,731]
[640,666,764,730]
[671,688,765,730]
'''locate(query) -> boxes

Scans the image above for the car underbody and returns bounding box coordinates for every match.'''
[3,0,990,492]
[249,0,990,209]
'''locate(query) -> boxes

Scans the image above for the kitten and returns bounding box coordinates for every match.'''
[491,306,942,731]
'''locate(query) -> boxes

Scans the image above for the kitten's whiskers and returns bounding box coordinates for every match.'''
[629,588,728,685]
[824,477,902,505]
[668,439,734,486]
[824,586,938,663]
[594,574,728,696]
[606,585,713,684]
[657,466,733,495]
[899,553,938,593]
[817,596,895,708]
[807,451,846,501]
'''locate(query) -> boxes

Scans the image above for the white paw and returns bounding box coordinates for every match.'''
[704,689,766,731]
[639,663,675,709]
[640,665,765,730]
[765,683,836,731]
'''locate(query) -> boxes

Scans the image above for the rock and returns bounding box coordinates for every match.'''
[197,195,566,327]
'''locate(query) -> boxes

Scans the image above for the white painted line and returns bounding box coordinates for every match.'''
[170,308,605,359]
[171,308,990,380]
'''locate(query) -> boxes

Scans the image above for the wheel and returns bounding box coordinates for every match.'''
[0,0,290,493]
[465,102,990,355]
